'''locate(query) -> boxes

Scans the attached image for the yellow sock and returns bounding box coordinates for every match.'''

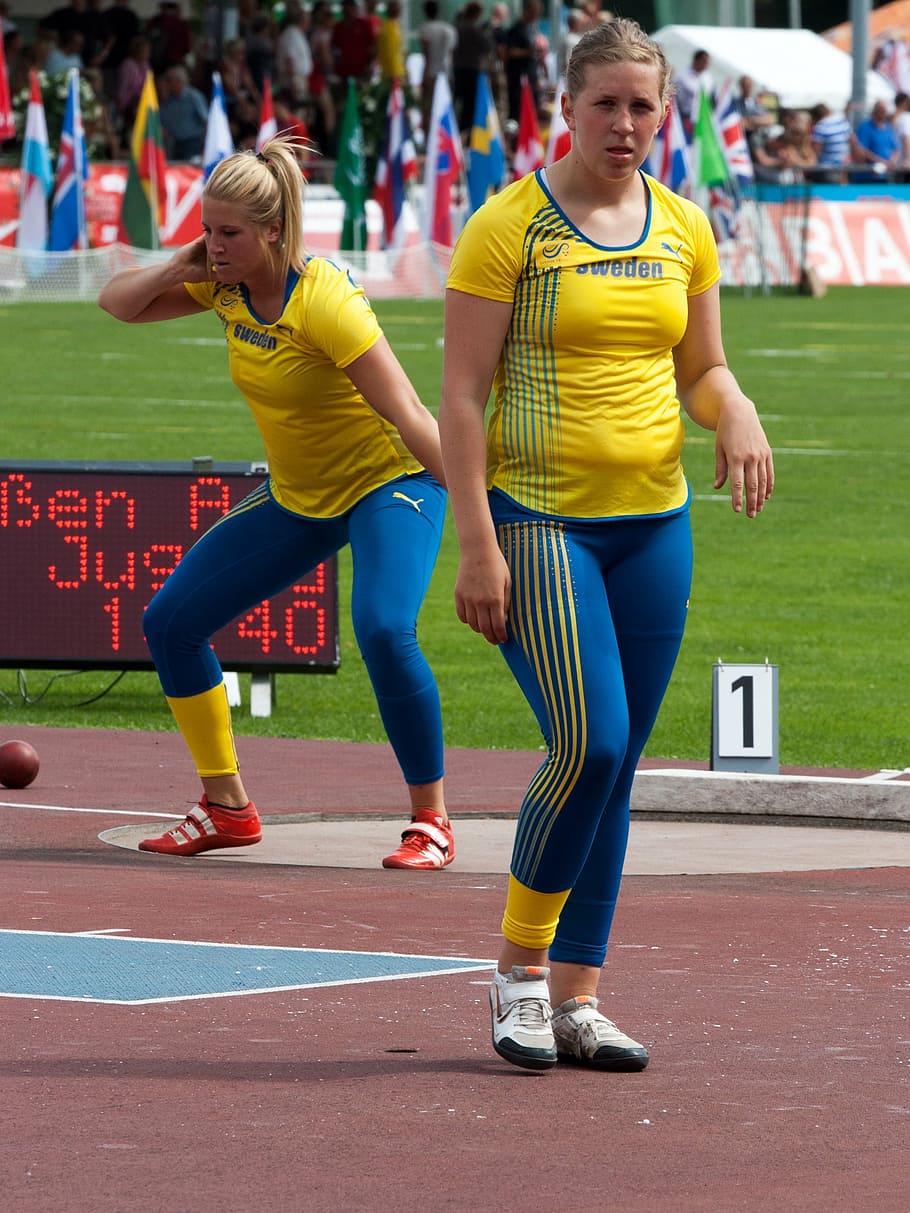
[501,874,571,951]
[166,683,239,778]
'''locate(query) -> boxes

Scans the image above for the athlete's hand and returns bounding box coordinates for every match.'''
[454,548,511,645]
[714,397,774,517]
[169,236,211,284]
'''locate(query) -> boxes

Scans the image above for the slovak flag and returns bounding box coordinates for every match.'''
[0,27,15,142]
[512,76,544,180]
[373,79,417,249]
[714,80,753,183]
[545,80,571,166]
[421,72,464,246]
[256,75,277,151]
[645,96,691,194]
[49,69,89,251]
[203,71,234,181]
[16,70,53,251]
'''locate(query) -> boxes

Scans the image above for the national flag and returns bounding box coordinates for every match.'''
[203,71,234,180]
[873,38,910,92]
[421,72,464,246]
[714,80,753,183]
[708,181,740,243]
[545,80,571,166]
[0,26,15,142]
[512,76,544,180]
[466,71,505,214]
[256,75,277,151]
[692,85,730,189]
[16,70,53,251]
[334,79,367,251]
[644,96,691,194]
[49,68,89,251]
[119,70,168,249]
[373,78,417,249]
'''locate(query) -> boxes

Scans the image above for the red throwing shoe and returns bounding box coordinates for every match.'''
[382,808,455,871]
[138,796,263,856]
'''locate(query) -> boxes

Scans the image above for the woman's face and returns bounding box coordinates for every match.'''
[563,59,668,182]
[201,197,280,283]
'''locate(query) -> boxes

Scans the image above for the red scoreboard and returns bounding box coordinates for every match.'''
[0,462,339,672]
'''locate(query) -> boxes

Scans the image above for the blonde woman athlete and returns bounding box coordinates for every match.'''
[100,136,454,871]
[440,20,774,1069]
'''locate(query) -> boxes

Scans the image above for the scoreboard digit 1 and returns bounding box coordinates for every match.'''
[0,461,339,673]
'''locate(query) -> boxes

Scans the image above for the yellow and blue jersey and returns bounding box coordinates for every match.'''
[447,169,721,519]
[185,257,422,518]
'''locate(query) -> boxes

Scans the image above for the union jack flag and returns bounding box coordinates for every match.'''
[709,181,740,243]
[873,38,910,92]
[49,69,88,251]
[714,80,753,184]
[373,80,417,249]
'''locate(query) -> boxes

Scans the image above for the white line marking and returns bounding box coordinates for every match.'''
[1,801,177,818]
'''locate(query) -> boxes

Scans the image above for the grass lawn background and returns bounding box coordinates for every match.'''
[1,287,907,771]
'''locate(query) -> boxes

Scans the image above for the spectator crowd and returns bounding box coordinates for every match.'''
[3,4,909,187]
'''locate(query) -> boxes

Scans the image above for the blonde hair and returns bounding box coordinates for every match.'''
[566,18,673,105]
[204,135,310,279]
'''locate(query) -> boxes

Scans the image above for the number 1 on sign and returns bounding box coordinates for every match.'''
[715,664,775,759]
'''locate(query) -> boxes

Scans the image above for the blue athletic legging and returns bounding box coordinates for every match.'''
[491,491,693,967]
[143,471,447,786]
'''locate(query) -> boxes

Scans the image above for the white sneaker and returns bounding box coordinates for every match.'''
[552,995,649,1071]
[488,965,557,1071]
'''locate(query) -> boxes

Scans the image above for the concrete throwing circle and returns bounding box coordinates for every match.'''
[99,816,910,875]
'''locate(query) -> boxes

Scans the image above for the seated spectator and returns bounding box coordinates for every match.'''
[810,102,855,184]
[852,99,900,180]
[736,74,773,159]
[158,62,208,160]
[775,108,817,181]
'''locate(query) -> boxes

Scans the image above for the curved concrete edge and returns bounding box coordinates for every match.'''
[631,768,910,826]
[98,817,910,875]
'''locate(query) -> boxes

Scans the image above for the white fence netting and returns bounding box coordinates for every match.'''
[0,241,454,303]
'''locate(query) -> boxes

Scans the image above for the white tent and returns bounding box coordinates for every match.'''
[652,25,895,114]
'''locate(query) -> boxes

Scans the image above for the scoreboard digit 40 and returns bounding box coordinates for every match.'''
[0,462,339,672]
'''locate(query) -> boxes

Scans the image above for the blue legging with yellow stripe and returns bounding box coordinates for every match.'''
[143,471,447,787]
[490,491,693,967]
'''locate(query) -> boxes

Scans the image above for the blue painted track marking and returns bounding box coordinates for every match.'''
[0,929,494,1005]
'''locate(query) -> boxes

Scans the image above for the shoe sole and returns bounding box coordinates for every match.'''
[381,855,454,870]
[138,834,262,856]
[555,1048,649,1072]
[492,1038,558,1072]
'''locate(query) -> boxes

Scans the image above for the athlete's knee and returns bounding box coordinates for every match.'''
[143,585,206,664]
[560,719,629,787]
[142,588,172,658]
[354,614,416,666]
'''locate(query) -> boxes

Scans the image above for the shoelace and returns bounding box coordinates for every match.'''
[509,995,552,1027]
[399,831,443,855]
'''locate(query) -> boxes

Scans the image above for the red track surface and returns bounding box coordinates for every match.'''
[1,726,907,1212]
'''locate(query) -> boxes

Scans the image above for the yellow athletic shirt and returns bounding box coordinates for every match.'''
[447,170,721,519]
[185,257,422,518]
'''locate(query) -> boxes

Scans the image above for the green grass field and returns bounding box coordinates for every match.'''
[1,288,908,770]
